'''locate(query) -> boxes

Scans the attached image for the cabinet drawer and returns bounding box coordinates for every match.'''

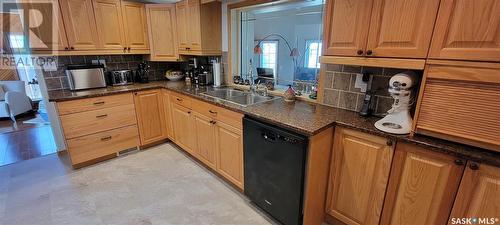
[60,104,137,139]
[67,125,139,165]
[57,93,134,115]
[170,92,192,109]
[415,63,500,152]
[192,98,243,129]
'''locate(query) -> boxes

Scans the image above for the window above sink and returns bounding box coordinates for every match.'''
[228,0,325,95]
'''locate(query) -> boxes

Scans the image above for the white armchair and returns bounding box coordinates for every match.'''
[0,81,33,121]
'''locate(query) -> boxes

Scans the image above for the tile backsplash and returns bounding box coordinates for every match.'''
[321,64,420,115]
[43,55,184,91]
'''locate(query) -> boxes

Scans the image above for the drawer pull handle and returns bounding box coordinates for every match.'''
[176,98,183,102]
[96,114,108,118]
[100,136,112,141]
[210,120,216,124]
[209,110,217,114]
[93,101,105,105]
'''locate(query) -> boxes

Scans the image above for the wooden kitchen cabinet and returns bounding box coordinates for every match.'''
[59,0,100,50]
[322,0,372,56]
[215,120,244,189]
[122,1,149,52]
[175,0,221,56]
[29,0,70,51]
[414,61,500,152]
[57,93,139,167]
[193,112,217,170]
[172,103,197,154]
[162,90,175,141]
[92,0,126,50]
[429,0,500,62]
[146,4,180,61]
[380,142,465,225]
[134,89,168,146]
[448,162,500,223]
[366,0,440,58]
[326,127,394,225]
[323,0,439,58]
[175,0,189,50]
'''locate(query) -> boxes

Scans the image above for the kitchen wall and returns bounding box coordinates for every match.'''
[42,55,183,91]
[321,64,420,115]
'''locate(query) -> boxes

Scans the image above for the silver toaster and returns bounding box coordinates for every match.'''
[66,64,107,90]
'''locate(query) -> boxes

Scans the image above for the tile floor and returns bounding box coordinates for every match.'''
[0,143,275,225]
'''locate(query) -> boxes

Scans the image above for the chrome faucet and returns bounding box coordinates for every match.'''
[252,80,268,97]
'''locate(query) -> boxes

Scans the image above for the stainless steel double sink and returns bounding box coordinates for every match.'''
[201,88,280,107]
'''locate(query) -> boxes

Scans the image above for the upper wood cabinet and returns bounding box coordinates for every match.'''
[380,142,465,225]
[50,0,149,54]
[175,1,189,50]
[449,162,500,223]
[146,4,180,61]
[29,0,69,51]
[366,0,441,58]
[326,127,394,225]
[134,89,168,146]
[429,0,500,62]
[59,0,100,50]
[92,0,126,50]
[175,0,222,56]
[323,0,372,56]
[323,0,440,58]
[122,1,149,52]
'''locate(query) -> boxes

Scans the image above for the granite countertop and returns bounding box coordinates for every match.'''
[48,81,500,167]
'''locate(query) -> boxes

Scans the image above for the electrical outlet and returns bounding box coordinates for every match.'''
[354,74,368,92]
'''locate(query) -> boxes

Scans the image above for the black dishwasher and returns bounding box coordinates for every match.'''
[243,116,308,225]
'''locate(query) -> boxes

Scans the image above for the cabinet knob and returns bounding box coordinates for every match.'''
[454,159,464,166]
[124,47,127,51]
[127,47,131,51]
[469,162,480,170]
[70,46,75,50]
[386,139,393,146]
[366,50,373,55]
[356,49,364,55]
[64,47,69,50]
[188,111,191,114]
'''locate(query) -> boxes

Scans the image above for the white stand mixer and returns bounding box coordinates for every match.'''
[374,71,418,134]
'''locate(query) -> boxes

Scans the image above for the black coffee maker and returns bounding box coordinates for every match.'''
[135,61,150,83]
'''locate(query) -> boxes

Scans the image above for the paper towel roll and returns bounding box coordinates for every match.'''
[213,62,222,87]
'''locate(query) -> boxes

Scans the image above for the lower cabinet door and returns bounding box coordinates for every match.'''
[326,127,394,225]
[172,104,196,154]
[193,112,217,169]
[162,90,175,141]
[215,121,244,189]
[380,142,465,225]
[448,162,500,224]
[134,89,167,145]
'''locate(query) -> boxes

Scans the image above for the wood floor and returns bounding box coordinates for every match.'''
[0,113,57,167]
